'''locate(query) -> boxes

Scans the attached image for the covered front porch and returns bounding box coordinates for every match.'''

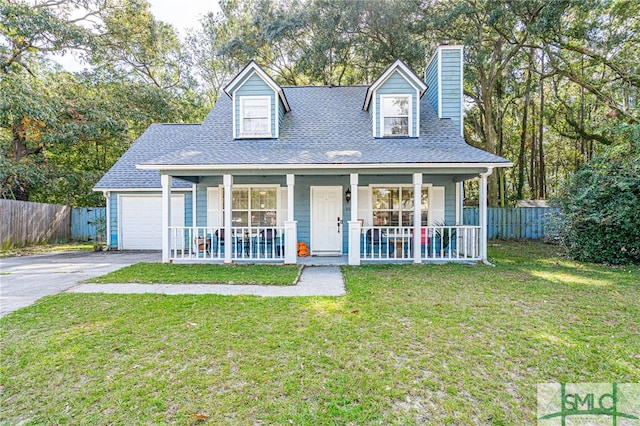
[158,168,493,265]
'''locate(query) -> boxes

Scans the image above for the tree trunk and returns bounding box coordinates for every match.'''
[517,61,532,200]
[538,54,546,199]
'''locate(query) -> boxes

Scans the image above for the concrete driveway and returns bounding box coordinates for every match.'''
[0,251,160,317]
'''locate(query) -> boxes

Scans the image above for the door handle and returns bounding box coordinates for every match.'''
[337,217,341,233]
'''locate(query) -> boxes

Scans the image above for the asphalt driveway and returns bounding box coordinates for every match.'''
[0,251,160,317]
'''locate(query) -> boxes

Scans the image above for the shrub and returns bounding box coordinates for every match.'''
[555,138,640,264]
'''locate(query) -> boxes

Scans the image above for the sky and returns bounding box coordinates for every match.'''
[52,0,220,71]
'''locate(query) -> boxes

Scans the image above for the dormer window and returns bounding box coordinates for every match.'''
[240,96,271,137]
[363,59,426,138]
[381,95,411,136]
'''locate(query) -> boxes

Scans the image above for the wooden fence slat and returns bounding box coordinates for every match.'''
[0,200,71,247]
[71,207,106,241]
[463,207,560,240]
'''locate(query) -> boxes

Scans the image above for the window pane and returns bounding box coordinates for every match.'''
[253,211,277,226]
[243,98,269,117]
[232,188,249,209]
[231,211,248,226]
[401,188,414,209]
[382,97,409,116]
[401,212,413,227]
[373,211,390,226]
[421,189,429,226]
[251,188,277,210]
[384,117,408,135]
[243,118,269,134]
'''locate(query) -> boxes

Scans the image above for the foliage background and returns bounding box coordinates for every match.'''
[1,0,639,208]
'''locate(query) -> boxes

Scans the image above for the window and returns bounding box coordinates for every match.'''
[372,186,428,226]
[240,96,271,137]
[381,95,410,136]
[225,187,278,227]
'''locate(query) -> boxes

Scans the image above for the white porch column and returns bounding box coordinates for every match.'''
[479,169,493,263]
[284,221,297,264]
[348,173,360,265]
[413,173,422,264]
[456,181,463,224]
[192,183,197,227]
[287,174,295,222]
[284,174,297,264]
[161,174,172,263]
[350,173,358,222]
[223,174,233,264]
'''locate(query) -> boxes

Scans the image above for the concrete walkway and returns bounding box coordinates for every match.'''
[0,251,161,317]
[69,266,346,297]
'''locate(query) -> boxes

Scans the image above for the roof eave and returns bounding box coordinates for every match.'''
[136,161,513,172]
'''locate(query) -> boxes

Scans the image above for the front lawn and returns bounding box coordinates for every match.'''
[1,241,638,424]
[86,263,300,285]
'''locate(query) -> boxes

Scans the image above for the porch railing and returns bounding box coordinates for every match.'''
[360,226,481,261]
[168,226,285,261]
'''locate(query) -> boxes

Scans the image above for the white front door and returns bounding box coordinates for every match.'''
[310,186,343,255]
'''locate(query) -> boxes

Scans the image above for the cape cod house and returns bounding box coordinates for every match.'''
[94,45,511,265]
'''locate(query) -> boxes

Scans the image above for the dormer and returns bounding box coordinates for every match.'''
[224,61,290,139]
[363,59,428,138]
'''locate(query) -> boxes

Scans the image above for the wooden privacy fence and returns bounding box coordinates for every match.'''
[71,207,106,241]
[463,207,561,240]
[0,200,71,247]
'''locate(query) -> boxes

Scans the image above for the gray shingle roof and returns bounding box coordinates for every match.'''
[94,124,197,189]
[96,86,510,190]
[150,86,509,166]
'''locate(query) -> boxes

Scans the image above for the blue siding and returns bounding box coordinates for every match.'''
[278,98,285,131]
[193,174,457,254]
[109,193,118,248]
[375,70,418,137]
[235,74,277,138]
[440,48,462,134]
[425,55,439,114]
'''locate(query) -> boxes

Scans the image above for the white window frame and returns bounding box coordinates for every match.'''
[380,94,412,137]
[370,184,429,226]
[239,95,272,138]
[219,184,282,227]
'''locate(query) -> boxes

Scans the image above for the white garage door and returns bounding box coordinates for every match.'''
[120,195,185,250]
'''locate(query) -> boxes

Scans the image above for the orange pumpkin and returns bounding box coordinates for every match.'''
[297,242,310,257]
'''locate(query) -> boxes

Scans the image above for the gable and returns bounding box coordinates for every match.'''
[363,60,427,138]
[233,74,277,138]
[374,70,419,137]
[223,61,290,139]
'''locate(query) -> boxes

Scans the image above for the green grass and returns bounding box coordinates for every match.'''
[1,241,639,424]
[86,263,301,285]
[0,242,94,258]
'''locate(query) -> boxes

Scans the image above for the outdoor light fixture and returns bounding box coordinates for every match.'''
[345,188,351,203]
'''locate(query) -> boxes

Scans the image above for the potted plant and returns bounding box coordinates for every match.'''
[93,216,107,252]
[433,221,456,257]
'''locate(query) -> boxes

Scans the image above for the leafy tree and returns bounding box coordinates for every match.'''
[555,127,640,264]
